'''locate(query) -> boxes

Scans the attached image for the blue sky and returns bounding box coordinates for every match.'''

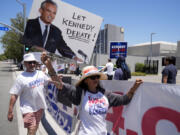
[0,0,180,54]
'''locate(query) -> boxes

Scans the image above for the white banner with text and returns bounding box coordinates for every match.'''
[45,80,180,135]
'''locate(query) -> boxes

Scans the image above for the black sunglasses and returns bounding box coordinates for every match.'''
[89,75,100,80]
[27,61,36,64]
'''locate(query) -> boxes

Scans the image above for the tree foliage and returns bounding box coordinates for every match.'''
[0,12,24,62]
[0,53,7,61]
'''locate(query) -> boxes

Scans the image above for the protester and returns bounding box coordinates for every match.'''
[41,52,143,135]
[69,63,76,74]
[64,63,69,74]
[21,0,81,61]
[75,64,80,76]
[114,56,131,80]
[102,59,114,80]
[114,66,124,80]
[6,53,48,135]
[162,56,177,84]
[7,53,61,135]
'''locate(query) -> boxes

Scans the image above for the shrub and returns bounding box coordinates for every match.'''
[131,72,146,76]
[135,63,145,72]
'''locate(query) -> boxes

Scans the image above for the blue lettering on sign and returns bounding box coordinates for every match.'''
[45,84,73,134]
[0,27,9,31]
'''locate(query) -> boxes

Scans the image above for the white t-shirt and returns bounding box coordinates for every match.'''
[106,62,114,75]
[10,70,49,114]
[78,91,109,135]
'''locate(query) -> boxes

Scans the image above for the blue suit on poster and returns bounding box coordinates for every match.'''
[21,18,75,59]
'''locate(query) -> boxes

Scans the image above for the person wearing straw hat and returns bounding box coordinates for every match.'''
[7,53,51,135]
[41,52,143,135]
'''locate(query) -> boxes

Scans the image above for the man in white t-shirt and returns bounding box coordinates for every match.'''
[7,53,50,135]
[103,59,114,80]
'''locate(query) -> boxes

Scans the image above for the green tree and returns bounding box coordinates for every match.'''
[0,12,24,62]
[0,54,7,61]
[135,63,145,72]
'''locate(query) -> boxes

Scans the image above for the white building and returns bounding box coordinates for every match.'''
[126,41,178,73]
[128,41,177,57]
[90,24,179,74]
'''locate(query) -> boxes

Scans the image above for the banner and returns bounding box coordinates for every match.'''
[45,83,75,134]
[27,0,103,63]
[101,81,180,135]
[45,80,180,135]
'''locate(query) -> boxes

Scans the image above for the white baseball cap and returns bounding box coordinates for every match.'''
[23,53,37,62]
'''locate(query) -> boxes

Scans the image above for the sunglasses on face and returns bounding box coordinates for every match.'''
[89,75,100,80]
[27,61,36,65]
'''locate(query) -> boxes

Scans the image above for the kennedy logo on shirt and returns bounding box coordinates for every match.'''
[88,96,108,115]
[29,78,44,88]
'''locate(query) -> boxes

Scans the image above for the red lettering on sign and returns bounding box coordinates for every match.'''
[126,129,138,135]
[106,106,124,135]
[106,91,125,135]
[142,107,180,135]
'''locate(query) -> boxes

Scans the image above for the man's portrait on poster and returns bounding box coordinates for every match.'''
[22,0,78,60]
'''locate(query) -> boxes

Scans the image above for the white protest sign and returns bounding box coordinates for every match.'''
[28,0,103,63]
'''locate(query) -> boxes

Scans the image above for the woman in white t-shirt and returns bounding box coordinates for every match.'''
[41,53,143,135]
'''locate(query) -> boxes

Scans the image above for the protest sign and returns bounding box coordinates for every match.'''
[27,0,103,63]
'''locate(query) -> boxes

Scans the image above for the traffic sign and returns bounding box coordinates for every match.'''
[0,27,9,31]
[110,41,127,59]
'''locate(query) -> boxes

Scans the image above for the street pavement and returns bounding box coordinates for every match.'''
[129,72,180,85]
[0,61,19,135]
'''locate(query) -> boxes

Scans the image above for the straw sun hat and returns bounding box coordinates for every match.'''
[76,66,107,87]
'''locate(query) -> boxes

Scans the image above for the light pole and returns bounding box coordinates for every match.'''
[16,0,26,31]
[16,0,26,54]
[150,33,156,61]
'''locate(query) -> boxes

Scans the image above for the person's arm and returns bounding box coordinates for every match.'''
[126,79,143,99]
[41,52,83,105]
[7,94,18,122]
[41,52,63,89]
[100,66,107,72]
[162,75,168,83]
[57,39,83,62]
[162,68,169,84]
[58,83,82,105]
[107,79,143,107]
